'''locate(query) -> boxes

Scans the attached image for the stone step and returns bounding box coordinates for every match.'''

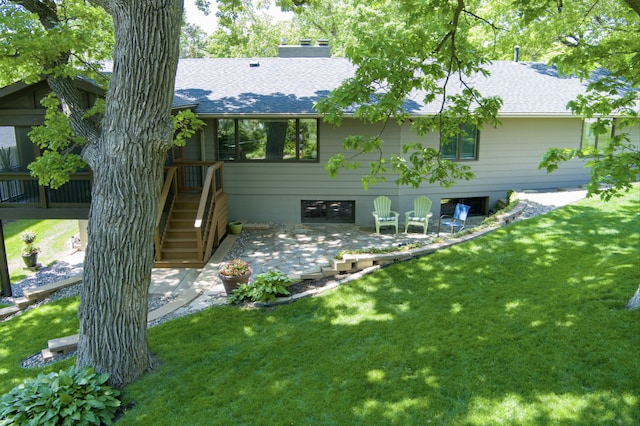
[0,305,19,320]
[23,274,82,301]
[48,334,79,355]
[14,297,35,309]
[321,267,338,277]
[41,348,54,362]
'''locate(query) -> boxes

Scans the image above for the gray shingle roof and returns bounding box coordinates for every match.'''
[173,58,593,117]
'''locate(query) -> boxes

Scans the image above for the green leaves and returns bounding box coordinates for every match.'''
[313,0,505,190]
[229,270,293,303]
[172,109,206,147]
[0,1,113,86]
[391,144,474,189]
[0,366,120,426]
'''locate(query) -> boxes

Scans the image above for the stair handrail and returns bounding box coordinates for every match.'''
[155,167,178,259]
[194,165,216,261]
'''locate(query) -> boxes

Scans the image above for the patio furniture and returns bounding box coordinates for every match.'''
[437,203,471,236]
[404,196,433,234]
[372,196,399,234]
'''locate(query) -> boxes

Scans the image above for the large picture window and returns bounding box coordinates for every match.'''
[217,118,318,161]
[441,124,479,160]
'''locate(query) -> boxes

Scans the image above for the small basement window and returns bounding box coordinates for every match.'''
[301,200,355,223]
[440,197,488,216]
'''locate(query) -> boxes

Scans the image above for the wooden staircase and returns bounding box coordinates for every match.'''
[154,162,228,268]
[157,193,203,267]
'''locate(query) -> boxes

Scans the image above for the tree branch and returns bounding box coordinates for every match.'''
[13,0,100,148]
[624,0,640,16]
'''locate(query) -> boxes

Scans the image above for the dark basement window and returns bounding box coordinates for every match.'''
[301,200,355,223]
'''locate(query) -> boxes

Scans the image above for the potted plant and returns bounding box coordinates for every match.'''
[228,221,243,235]
[20,230,39,267]
[219,258,252,295]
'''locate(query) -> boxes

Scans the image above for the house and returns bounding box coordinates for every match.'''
[169,50,638,224]
[0,44,637,273]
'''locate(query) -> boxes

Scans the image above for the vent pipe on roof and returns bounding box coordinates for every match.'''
[514,45,520,62]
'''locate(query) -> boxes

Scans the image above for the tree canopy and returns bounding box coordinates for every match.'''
[0,0,637,388]
[295,0,639,198]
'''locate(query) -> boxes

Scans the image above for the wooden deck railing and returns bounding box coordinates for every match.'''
[154,161,226,265]
[194,162,225,262]
[154,167,178,260]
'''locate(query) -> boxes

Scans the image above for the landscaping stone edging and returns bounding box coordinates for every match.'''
[254,200,529,308]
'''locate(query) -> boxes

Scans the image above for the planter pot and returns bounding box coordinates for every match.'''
[228,221,243,235]
[22,253,38,268]
[219,272,251,295]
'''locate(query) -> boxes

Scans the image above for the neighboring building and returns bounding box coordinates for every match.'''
[1,47,638,228]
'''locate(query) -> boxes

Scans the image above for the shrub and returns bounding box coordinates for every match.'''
[0,366,121,425]
[229,270,292,303]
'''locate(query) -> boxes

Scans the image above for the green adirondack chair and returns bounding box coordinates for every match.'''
[404,196,433,234]
[372,196,399,234]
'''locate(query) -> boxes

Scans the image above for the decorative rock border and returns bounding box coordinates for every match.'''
[255,200,528,308]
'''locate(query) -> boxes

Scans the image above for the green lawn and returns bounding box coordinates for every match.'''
[0,189,638,424]
[4,219,79,283]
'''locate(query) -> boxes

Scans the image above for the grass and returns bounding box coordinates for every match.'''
[4,219,79,283]
[0,188,638,424]
[0,297,78,390]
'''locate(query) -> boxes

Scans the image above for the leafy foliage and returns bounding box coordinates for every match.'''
[314,0,504,190]
[472,0,640,200]
[0,366,120,426]
[0,146,14,170]
[219,258,252,277]
[0,1,113,86]
[229,270,292,303]
[172,110,206,146]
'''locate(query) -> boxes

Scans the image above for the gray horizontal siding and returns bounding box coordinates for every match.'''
[215,117,603,225]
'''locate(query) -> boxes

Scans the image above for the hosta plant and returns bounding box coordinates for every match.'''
[0,366,120,425]
[229,270,292,303]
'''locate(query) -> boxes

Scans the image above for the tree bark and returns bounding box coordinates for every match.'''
[627,286,640,311]
[75,0,183,388]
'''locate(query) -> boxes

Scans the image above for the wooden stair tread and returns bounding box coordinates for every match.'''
[154,183,227,268]
[162,247,199,253]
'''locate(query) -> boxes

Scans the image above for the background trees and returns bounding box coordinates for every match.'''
[0,0,636,389]
[475,0,640,200]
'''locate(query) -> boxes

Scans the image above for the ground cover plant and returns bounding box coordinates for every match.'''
[117,188,639,425]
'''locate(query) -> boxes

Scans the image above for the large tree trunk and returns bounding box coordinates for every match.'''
[76,0,183,388]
